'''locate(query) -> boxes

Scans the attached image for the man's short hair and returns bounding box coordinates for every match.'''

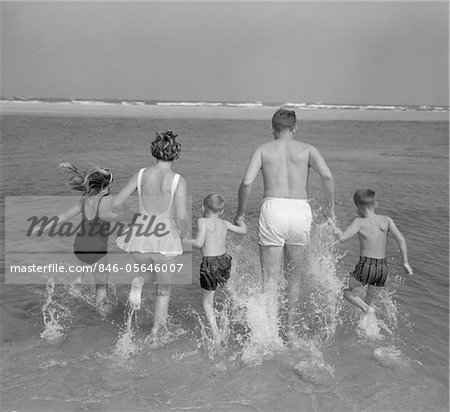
[353,189,376,208]
[272,109,297,132]
[203,194,225,213]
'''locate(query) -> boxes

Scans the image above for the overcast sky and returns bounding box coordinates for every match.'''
[1,1,448,105]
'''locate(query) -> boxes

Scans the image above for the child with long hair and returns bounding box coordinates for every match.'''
[34,163,129,314]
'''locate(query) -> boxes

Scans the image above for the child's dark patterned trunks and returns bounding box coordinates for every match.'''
[200,253,232,291]
[352,256,388,287]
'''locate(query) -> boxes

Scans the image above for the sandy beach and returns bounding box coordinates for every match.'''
[1,101,448,121]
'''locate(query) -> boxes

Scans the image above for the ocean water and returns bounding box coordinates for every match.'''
[1,113,448,411]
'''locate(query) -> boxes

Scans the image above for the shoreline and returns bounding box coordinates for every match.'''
[1,101,448,121]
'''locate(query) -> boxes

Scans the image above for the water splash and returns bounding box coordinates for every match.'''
[68,282,97,308]
[113,307,188,358]
[113,307,139,358]
[351,271,406,341]
[238,290,286,366]
[68,281,118,317]
[143,324,188,350]
[40,275,72,343]
[190,305,219,360]
[224,260,287,366]
[373,346,410,369]
[189,217,344,366]
[374,274,405,331]
[298,220,344,344]
[357,310,392,340]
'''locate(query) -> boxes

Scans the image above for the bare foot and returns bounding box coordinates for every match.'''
[129,276,144,310]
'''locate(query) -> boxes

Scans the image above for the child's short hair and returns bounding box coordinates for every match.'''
[203,194,225,213]
[353,189,376,208]
[151,130,181,161]
[272,109,297,132]
[59,163,113,197]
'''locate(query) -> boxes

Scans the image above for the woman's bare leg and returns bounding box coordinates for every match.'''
[150,258,174,337]
[129,253,154,310]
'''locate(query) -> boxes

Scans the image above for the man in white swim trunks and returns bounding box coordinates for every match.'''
[234,108,335,339]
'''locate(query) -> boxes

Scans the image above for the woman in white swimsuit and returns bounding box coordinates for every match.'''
[113,130,189,337]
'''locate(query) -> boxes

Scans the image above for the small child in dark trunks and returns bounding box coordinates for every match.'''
[184,194,247,345]
[333,189,413,318]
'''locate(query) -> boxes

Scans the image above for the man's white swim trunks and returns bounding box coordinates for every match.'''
[258,197,312,247]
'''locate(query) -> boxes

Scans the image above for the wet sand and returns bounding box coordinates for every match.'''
[1,101,448,121]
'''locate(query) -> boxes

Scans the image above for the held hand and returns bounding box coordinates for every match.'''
[234,213,245,226]
[179,226,190,240]
[327,217,342,238]
[403,263,413,276]
[237,217,246,227]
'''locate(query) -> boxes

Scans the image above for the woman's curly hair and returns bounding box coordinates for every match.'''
[150,130,181,161]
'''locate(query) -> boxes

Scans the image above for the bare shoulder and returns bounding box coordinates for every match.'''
[306,143,322,155]
[381,214,394,226]
[100,195,113,208]
[258,141,273,152]
[97,195,115,220]
[373,214,390,231]
[353,216,364,225]
[221,218,233,228]
[349,217,364,230]
[377,214,391,224]
[197,217,207,227]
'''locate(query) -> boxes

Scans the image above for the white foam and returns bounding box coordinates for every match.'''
[225,102,263,108]
[113,308,139,358]
[357,311,392,341]
[156,101,223,107]
[373,346,408,368]
[40,276,72,343]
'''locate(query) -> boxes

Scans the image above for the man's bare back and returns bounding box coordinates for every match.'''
[259,139,311,199]
[236,134,334,218]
